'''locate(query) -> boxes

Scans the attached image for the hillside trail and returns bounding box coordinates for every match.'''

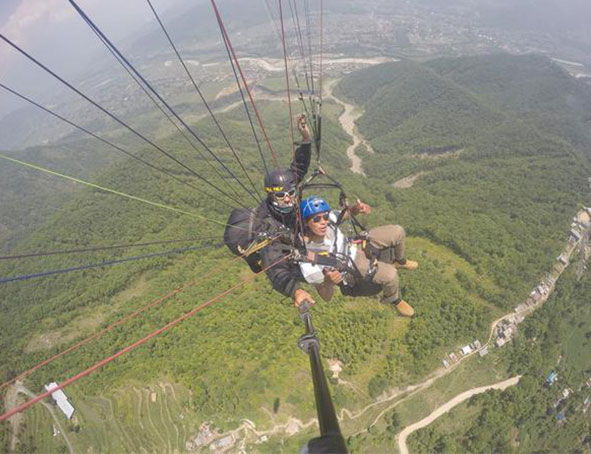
[6,382,74,454]
[323,78,374,176]
[5,382,23,451]
[211,307,508,446]
[397,376,521,454]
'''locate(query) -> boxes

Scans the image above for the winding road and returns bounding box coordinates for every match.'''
[397,376,521,454]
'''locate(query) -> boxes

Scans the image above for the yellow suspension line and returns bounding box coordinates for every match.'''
[0,152,233,229]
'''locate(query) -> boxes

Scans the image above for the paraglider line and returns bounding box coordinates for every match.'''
[68,0,260,209]
[0,243,221,284]
[0,237,221,261]
[210,0,281,168]
[146,0,263,204]
[0,153,249,231]
[0,254,289,422]
[0,83,249,214]
[0,33,251,213]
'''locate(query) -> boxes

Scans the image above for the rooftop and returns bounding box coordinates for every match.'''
[44,382,75,419]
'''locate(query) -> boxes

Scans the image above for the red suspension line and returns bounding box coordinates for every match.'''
[278,0,295,153]
[210,0,280,168]
[0,255,288,422]
[0,251,243,393]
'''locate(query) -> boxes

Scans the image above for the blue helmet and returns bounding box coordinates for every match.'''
[300,196,331,220]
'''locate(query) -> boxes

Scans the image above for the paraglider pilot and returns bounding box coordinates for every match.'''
[224,114,312,295]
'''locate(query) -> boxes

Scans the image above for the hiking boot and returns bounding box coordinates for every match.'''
[394,259,418,270]
[394,300,414,317]
[381,296,415,317]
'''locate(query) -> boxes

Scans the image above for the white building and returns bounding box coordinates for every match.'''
[496,337,507,348]
[44,383,75,419]
[569,229,582,241]
[461,345,472,355]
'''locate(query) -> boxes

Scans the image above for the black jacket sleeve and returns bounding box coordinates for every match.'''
[290,141,312,184]
[260,240,304,298]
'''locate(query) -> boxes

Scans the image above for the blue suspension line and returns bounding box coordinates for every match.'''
[0,243,222,284]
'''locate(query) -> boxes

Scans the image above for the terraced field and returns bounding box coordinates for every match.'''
[21,405,69,453]
[59,382,201,452]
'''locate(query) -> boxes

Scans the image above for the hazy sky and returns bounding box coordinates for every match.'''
[1,0,590,120]
[0,0,187,117]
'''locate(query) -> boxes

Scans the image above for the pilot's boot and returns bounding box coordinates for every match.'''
[394,258,418,270]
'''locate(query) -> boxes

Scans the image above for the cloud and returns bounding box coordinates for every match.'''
[1,0,73,43]
[0,0,75,79]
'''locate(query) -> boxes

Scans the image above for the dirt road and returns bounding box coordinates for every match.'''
[6,382,74,454]
[397,376,520,454]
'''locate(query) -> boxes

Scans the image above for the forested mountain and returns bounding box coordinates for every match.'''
[1,53,590,452]
[337,54,590,300]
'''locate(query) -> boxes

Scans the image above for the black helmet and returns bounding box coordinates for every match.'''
[264,168,296,193]
[264,168,297,214]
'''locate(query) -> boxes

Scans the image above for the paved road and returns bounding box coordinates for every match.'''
[397,376,521,454]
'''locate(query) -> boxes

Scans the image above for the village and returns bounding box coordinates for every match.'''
[439,206,591,426]
[442,206,591,371]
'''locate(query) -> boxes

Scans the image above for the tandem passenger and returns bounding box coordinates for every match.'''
[293,196,418,317]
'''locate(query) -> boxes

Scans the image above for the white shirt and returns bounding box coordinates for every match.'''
[300,211,357,284]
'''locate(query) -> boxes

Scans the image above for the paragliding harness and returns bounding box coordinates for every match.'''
[223,208,290,273]
[295,167,382,295]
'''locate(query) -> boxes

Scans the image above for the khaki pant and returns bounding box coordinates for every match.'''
[352,225,406,303]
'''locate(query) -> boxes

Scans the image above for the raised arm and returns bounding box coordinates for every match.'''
[290,114,312,183]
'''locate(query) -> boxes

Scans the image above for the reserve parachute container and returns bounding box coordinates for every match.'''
[223,208,263,273]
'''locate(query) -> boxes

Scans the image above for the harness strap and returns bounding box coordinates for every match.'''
[237,237,273,257]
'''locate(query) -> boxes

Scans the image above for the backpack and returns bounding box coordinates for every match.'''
[224,208,263,273]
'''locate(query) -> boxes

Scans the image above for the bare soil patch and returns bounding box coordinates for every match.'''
[413,148,463,160]
[393,172,429,189]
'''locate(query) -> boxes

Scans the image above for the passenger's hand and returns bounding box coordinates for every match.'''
[351,199,371,215]
[323,269,343,285]
[293,289,315,307]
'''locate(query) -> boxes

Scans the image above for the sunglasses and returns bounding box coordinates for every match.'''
[272,188,296,199]
[310,213,330,223]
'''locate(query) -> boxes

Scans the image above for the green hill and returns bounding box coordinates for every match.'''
[338,55,589,299]
[1,53,590,452]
